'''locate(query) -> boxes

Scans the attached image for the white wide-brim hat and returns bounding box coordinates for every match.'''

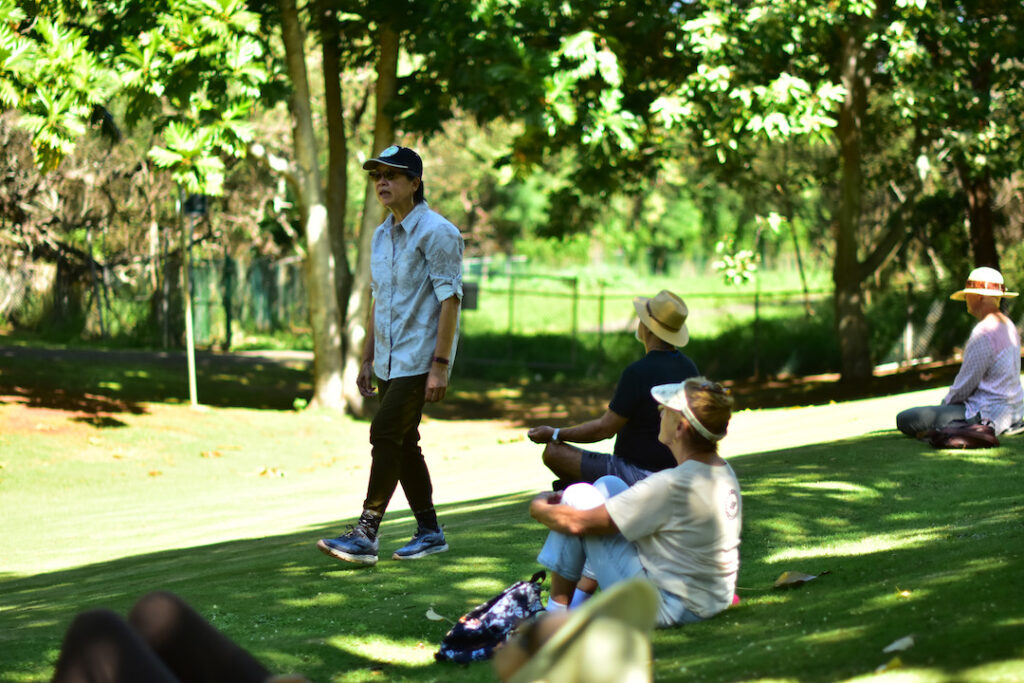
[950,266,1018,301]
[633,290,689,347]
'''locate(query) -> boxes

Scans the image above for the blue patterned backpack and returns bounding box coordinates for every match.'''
[435,571,546,663]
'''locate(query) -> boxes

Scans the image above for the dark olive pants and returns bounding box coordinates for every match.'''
[362,373,435,516]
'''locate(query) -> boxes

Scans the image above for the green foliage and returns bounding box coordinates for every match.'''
[1,7,116,170]
[2,0,267,192]
[509,234,591,265]
[114,0,268,195]
[0,2,30,108]
[712,238,757,286]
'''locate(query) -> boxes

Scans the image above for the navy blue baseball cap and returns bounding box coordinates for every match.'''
[362,145,423,176]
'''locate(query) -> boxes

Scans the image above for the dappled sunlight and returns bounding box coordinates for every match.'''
[958,659,1024,682]
[799,624,870,646]
[938,450,1017,466]
[926,556,1011,583]
[795,480,883,502]
[325,634,440,667]
[454,575,515,596]
[858,585,936,612]
[766,529,943,563]
[281,593,347,609]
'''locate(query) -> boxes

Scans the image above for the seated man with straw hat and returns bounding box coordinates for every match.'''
[896,266,1024,438]
[527,290,699,487]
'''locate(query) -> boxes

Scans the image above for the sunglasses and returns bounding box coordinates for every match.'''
[368,169,407,182]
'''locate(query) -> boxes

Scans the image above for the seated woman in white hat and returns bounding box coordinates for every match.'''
[896,266,1024,438]
[527,378,741,628]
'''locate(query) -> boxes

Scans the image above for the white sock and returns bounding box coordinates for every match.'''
[546,598,568,612]
[569,588,593,608]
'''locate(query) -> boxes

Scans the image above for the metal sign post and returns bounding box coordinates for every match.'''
[181,193,207,408]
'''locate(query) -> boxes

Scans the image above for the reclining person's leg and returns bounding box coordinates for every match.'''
[52,609,178,683]
[129,592,270,683]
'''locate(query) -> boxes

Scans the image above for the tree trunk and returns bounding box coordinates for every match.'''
[341,24,399,417]
[955,49,1000,270]
[833,28,873,383]
[958,166,999,269]
[320,1,353,348]
[279,0,344,410]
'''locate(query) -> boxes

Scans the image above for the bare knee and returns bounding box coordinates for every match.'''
[540,442,560,469]
[542,442,583,481]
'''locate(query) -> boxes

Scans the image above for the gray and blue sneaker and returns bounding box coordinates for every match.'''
[392,526,448,560]
[317,526,379,566]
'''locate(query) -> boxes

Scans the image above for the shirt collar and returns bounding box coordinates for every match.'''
[389,201,430,233]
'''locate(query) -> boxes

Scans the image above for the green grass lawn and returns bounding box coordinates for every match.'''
[1,368,1023,681]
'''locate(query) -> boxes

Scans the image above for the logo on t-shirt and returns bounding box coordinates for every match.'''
[725,488,739,520]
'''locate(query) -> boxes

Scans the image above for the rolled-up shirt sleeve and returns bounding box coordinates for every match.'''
[424,223,464,303]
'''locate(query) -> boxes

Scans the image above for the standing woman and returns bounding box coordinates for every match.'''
[318,145,463,566]
[529,378,741,627]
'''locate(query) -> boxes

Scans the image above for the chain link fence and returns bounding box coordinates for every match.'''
[3,254,1023,381]
[0,255,307,347]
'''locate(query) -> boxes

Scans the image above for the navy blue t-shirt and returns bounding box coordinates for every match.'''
[608,349,700,472]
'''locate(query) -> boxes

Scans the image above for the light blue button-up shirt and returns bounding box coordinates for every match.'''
[370,201,463,381]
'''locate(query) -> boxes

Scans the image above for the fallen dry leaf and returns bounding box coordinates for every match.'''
[258,466,285,477]
[875,656,904,673]
[773,570,830,589]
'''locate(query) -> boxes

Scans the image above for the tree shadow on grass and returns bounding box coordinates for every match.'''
[2,434,1023,682]
[0,346,313,416]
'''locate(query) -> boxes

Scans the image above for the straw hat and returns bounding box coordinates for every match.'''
[507,578,659,683]
[634,290,689,347]
[950,267,1018,301]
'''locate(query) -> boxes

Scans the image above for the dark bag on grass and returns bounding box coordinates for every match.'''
[926,422,1000,449]
[435,570,546,663]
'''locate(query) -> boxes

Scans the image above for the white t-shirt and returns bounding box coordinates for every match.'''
[605,459,742,618]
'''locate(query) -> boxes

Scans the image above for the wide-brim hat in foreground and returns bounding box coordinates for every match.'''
[634,289,689,347]
[950,266,1018,301]
[362,145,423,176]
[507,578,659,683]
